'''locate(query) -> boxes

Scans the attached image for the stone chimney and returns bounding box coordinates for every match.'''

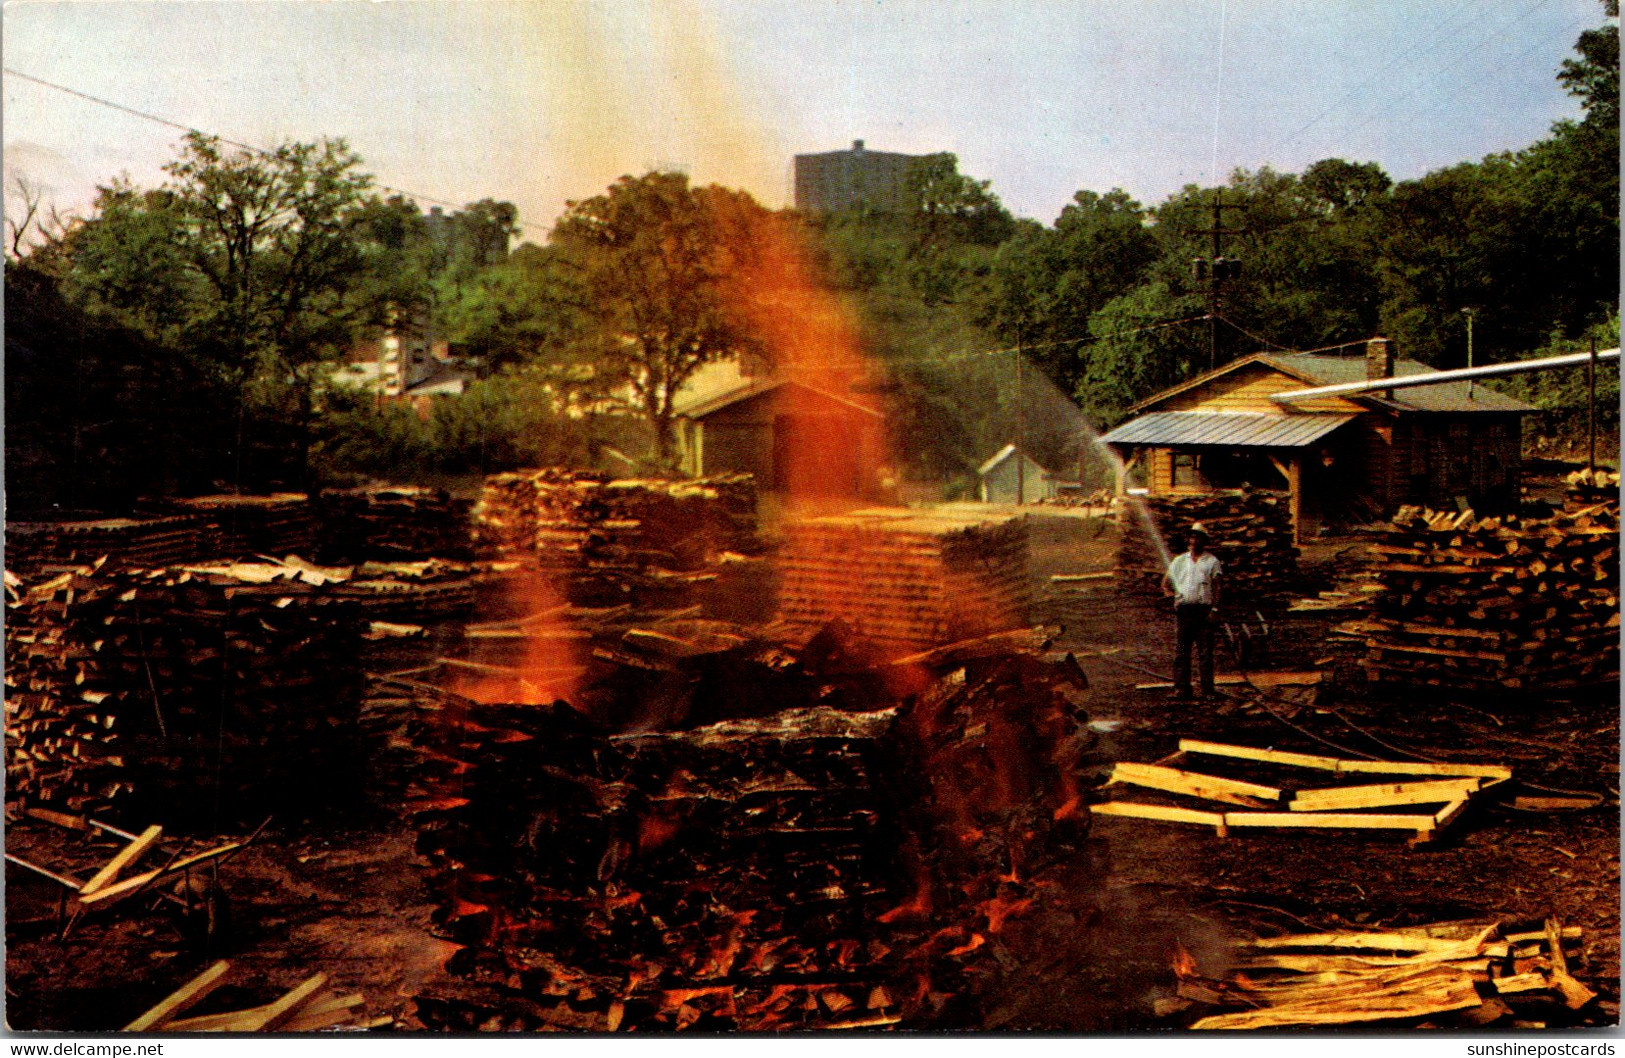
[1366,337,1395,395]
[853,139,865,152]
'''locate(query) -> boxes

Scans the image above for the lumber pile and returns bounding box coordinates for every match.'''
[406,626,1093,1031]
[124,960,388,1033]
[152,493,318,559]
[5,562,366,822]
[317,484,473,562]
[6,516,216,574]
[1565,467,1619,511]
[775,507,1031,654]
[1173,917,1595,1029]
[471,470,758,607]
[1341,501,1619,693]
[1090,739,1508,844]
[1115,490,1299,609]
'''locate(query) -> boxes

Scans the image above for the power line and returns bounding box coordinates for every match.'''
[883,314,1212,367]
[2,66,541,235]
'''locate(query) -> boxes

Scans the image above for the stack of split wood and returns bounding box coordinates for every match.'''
[6,516,216,574]
[406,628,1093,1031]
[472,470,758,606]
[775,508,1031,654]
[5,562,365,821]
[124,960,387,1033]
[154,493,318,559]
[317,484,473,562]
[1090,739,1508,844]
[1565,467,1620,511]
[1343,501,1619,693]
[1173,917,1595,1029]
[1115,490,1299,609]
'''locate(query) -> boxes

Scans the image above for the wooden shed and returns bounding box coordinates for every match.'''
[675,378,887,499]
[977,445,1059,504]
[1100,338,1535,539]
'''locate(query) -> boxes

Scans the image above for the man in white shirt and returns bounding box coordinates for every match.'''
[1161,522,1222,701]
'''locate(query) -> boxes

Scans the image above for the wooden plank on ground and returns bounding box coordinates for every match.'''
[1243,926,1496,955]
[1179,739,1510,780]
[165,992,364,1033]
[81,825,163,895]
[124,960,232,1032]
[230,973,330,1032]
[1088,801,1226,827]
[1109,762,1283,805]
[80,843,241,906]
[1290,780,1480,812]
[1223,811,1435,831]
[1239,953,1491,974]
[1190,974,1481,1029]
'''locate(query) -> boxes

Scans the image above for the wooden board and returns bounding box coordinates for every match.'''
[1224,811,1435,831]
[81,825,163,895]
[1088,801,1225,827]
[1243,926,1497,955]
[1289,779,1480,812]
[79,843,241,906]
[1180,739,1511,779]
[1109,762,1283,805]
[232,973,330,1032]
[124,960,232,1032]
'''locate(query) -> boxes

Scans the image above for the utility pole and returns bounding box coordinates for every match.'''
[1015,329,1026,505]
[1462,308,1476,400]
[1588,337,1598,473]
[1192,190,1246,370]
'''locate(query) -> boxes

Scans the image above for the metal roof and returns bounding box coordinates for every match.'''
[1267,354,1535,413]
[1100,411,1356,448]
[675,378,884,420]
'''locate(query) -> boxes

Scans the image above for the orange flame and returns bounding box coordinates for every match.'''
[978,892,1034,935]
[946,932,986,957]
[453,566,586,707]
[1171,942,1199,980]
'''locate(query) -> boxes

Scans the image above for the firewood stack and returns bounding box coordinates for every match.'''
[5,562,366,823]
[406,628,1093,1031]
[1347,501,1620,694]
[317,484,473,562]
[1115,490,1299,609]
[775,509,1031,654]
[1565,467,1620,512]
[155,493,318,559]
[471,470,758,607]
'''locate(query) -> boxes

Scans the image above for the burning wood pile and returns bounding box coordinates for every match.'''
[5,562,366,823]
[775,509,1031,654]
[1344,500,1620,694]
[1115,490,1298,609]
[472,470,759,607]
[1170,917,1595,1029]
[405,626,1092,1031]
[316,484,473,562]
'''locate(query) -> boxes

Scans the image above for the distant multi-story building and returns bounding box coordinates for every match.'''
[793,140,926,214]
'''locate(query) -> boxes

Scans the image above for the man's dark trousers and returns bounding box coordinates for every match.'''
[1174,603,1215,698]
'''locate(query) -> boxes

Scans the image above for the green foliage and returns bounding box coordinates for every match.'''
[549,171,778,464]
[1495,317,1621,459]
[1077,282,1206,425]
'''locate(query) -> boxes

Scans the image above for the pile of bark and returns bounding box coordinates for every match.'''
[316,484,473,562]
[775,509,1031,654]
[1115,490,1299,609]
[4,561,366,824]
[1171,917,1595,1029]
[471,470,758,607]
[406,625,1093,1031]
[1344,501,1619,694]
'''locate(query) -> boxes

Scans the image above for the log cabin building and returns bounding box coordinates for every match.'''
[1101,338,1535,539]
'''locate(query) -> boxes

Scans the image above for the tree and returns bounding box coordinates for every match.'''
[53,133,387,486]
[549,171,775,464]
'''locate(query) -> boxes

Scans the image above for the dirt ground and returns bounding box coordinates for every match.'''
[6,513,1620,1032]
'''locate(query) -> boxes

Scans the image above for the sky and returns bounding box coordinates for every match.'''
[2,0,1611,240]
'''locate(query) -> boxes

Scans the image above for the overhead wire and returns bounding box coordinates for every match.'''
[2,66,544,238]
